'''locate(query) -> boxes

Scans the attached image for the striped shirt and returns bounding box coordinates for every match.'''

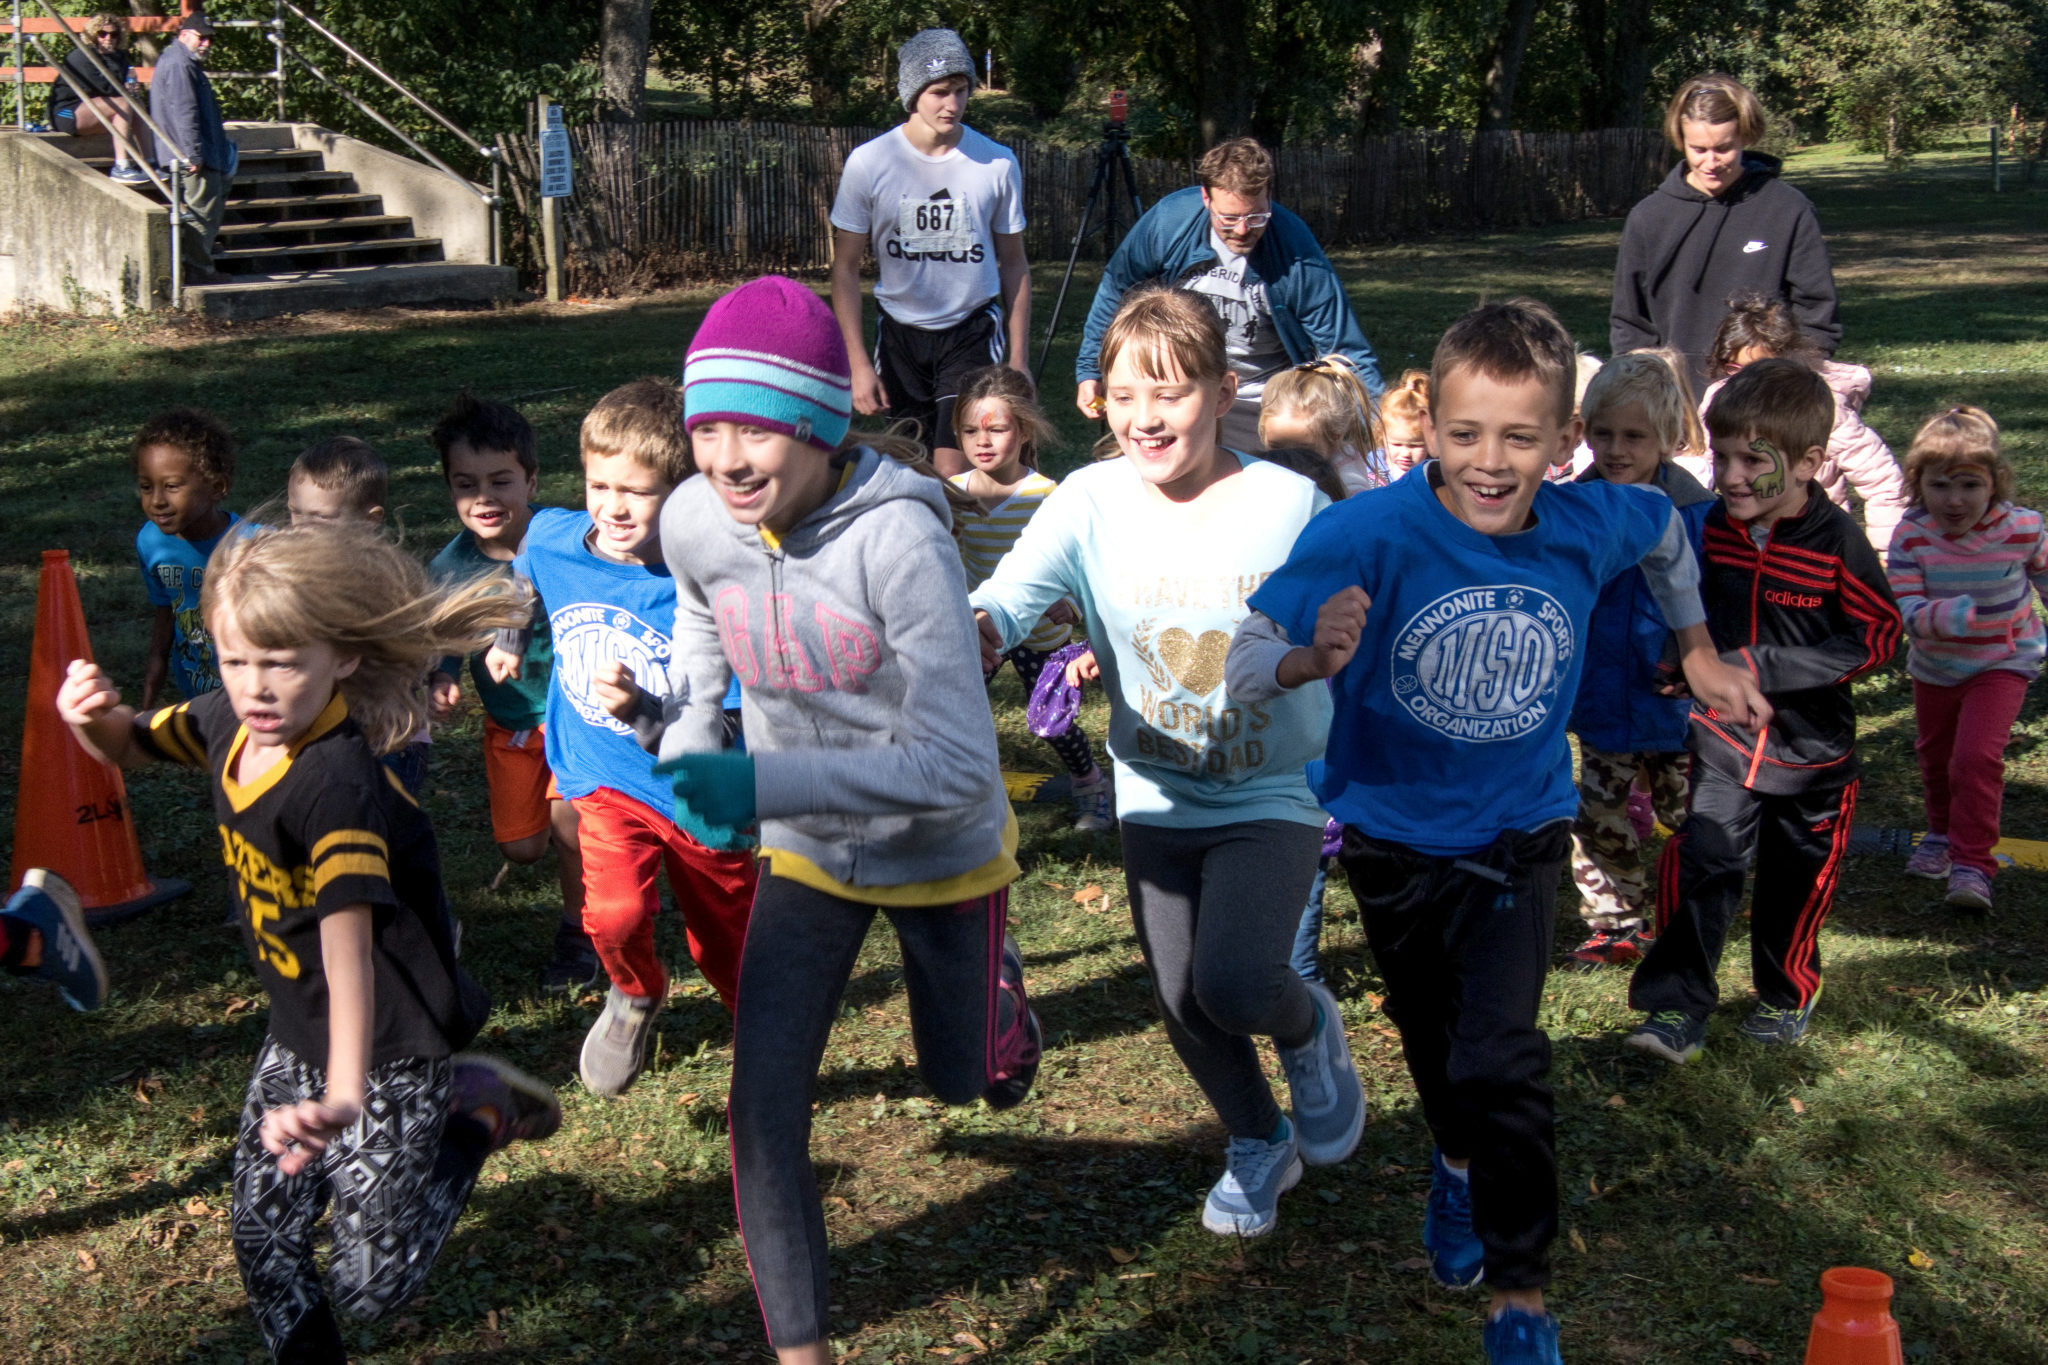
[1886,502,2048,685]
[949,470,1072,652]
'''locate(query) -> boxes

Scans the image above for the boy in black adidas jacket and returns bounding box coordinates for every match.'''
[1625,359,1900,1062]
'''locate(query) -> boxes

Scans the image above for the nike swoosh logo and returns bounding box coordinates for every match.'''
[1743,241,1767,253]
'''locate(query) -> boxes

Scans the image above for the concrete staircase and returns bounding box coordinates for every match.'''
[56,123,515,319]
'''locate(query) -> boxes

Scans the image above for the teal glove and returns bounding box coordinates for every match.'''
[652,750,758,850]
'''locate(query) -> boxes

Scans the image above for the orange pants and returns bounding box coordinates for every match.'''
[570,786,757,1005]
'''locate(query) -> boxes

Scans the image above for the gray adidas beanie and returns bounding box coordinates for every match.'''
[898,28,975,111]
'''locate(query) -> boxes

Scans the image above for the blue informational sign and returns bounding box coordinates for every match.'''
[540,105,571,199]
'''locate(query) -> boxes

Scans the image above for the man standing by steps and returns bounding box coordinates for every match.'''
[152,12,233,284]
[830,28,1031,478]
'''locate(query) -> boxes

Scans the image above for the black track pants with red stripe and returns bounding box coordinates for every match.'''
[1630,764,1857,1017]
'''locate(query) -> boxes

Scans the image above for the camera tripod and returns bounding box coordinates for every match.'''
[1033,105,1145,384]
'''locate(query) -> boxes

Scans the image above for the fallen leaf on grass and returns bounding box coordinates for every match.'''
[1395,1256,1431,1271]
[1569,1228,1588,1255]
[1728,1338,1770,1359]
[1787,1095,1806,1114]
[678,1092,700,1105]
[1604,1094,1626,1108]
[4,1159,23,1173]
[1739,1274,1781,1286]
[1908,1248,1935,1269]
[1072,884,1103,903]
[184,1197,211,1217]
[224,996,258,1019]
[76,1248,98,1271]
[953,1333,988,1352]
[1107,1246,1138,1264]
[490,1170,508,1183]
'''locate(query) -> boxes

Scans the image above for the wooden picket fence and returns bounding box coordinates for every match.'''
[491,120,1668,290]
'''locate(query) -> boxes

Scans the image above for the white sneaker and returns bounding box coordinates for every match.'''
[1200,1119,1303,1237]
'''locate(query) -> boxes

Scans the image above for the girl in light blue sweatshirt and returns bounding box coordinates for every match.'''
[972,284,1364,1241]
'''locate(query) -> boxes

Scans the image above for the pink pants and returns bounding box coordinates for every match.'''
[1914,671,2030,877]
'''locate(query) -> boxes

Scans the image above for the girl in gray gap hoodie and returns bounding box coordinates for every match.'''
[635,276,1041,1362]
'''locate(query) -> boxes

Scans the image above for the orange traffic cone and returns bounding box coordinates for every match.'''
[1805,1267,1904,1365]
[8,550,189,925]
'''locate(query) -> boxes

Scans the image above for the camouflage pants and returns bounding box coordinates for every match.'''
[1571,745,1690,932]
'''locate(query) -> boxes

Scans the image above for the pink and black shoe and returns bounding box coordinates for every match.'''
[983,933,1042,1111]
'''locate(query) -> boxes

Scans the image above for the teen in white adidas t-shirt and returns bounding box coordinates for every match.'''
[830,27,1031,478]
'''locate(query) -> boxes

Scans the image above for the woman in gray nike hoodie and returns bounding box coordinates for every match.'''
[628,276,1041,1365]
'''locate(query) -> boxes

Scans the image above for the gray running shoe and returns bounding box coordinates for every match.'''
[1278,980,1365,1166]
[578,985,662,1096]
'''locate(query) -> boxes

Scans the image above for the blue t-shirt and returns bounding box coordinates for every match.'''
[513,507,680,819]
[1247,468,1671,854]
[137,512,241,698]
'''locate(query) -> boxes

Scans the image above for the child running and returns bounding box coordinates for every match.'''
[621,276,1040,1365]
[1566,353,1717,966]
[1233,299,1767,1365]
[1259,355,1386,493]
[974,284,1363,1242]
[1702,295,1908,550]
[1887,405,2046,913]
[426,393,599,994]
[1378,369,1433,479]
[55,521,560,1363]
[133,407,240,706]
[286,436,388,525]
[946,364,1114,831]
[498,379,757,1096]
[1626,358,1901,1062]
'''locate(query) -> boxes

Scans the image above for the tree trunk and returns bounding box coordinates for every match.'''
[600,0,652,122]
[1187,0,1256,148]
[1359,22,1413,134]
[1576,0,1608,128]
[1477,0,1540,133]
[1608,0,1653,127]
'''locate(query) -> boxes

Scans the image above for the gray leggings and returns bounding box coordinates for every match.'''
[1120,819,1324,1140]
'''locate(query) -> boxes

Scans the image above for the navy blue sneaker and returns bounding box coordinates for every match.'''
[1484,1307,1563,1364]
[1201,1118,1303,1237]
[4,870,107,1011]
[1623,1009,1707,1064]
[1739,983,1822,1046]
[1424,1147,1485,1288]
[1278,980,1365,1166]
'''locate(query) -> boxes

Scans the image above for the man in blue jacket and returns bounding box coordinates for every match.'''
[1074,137,1381,451]
[152,12,234,283]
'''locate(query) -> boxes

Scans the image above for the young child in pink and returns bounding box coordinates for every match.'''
[1887,405,2045,913]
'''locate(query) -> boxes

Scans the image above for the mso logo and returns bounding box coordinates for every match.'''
[553,604,668,735]
[1390,586,1574,742]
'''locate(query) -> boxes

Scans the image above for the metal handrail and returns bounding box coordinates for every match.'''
[274,0,488,160]
[26,0,187,167]
[276,39,474,193]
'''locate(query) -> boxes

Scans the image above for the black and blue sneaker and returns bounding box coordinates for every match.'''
[1424,1147,1485,1288]
[1623,1010,1708,1064]
[1484,1307,1563,1364]
[1739,984,1821,1046]
[3,870,107,1011]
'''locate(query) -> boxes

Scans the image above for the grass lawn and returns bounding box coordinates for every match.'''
[2,136,2046,1363]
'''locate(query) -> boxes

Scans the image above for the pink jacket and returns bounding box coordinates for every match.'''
[1699,359,1908,551]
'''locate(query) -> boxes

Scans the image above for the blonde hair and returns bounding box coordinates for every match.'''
[1431,298,1577,423]
[1631,346,1710,461]
[1259,356,1382,461]
[952,365,1058,471]
[1380,370,1431,432]
[582,378,692,484]
[1904,405,2012,506]
[1581,352,1690,458]
[1099,285,1230,388]
[201,522,532,755]
[1664,74,1767,151]
[1196,137,1274,198]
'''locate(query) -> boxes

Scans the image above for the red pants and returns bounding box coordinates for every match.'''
[571,787,758,1005]
[1915,671,2030,877]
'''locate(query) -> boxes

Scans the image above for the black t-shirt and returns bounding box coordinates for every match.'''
[135,688,489,1069]
[49,46,131,119]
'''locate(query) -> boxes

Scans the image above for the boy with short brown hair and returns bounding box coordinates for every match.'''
[1231,298,1768,1365]
[495,379,758,1097]
[1625,357,1901,1061]
[286,436,388,525]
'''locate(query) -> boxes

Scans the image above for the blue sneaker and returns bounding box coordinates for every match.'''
[4,870,107,1011]
[1740,983,1822,1046]
[1424,1148,1485,1288]
[1278,980,1365,1166]
[1484,1307,1563,1364]
[1200,1119,1303,1237]
[1623,1009,1707,1064]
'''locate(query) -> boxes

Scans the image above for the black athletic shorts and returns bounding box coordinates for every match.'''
[876,299,1006,452]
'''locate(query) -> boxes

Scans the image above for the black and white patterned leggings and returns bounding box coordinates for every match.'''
[1000,647,1098,778]
[232,1037,488,1364]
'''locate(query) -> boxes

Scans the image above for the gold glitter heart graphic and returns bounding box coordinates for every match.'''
[1154,627,1231,695]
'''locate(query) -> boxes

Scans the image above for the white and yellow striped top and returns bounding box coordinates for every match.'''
[948,470,1073,653]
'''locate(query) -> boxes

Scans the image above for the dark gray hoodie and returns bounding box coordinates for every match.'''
[648,447,1012,889]
[1609,153,1840,388]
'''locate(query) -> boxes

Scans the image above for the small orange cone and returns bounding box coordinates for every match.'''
[1805,1267,1904,1365]
[8,551,189,924]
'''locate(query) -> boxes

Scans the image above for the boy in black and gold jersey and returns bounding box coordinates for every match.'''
[59,519,560,1364]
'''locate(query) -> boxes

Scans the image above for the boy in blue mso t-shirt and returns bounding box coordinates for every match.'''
[1229,300,1770,1365]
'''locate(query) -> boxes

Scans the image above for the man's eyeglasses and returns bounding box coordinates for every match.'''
[1212,212,1273,229]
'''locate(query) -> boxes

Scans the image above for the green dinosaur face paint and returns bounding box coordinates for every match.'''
[1748,437,1787,499]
